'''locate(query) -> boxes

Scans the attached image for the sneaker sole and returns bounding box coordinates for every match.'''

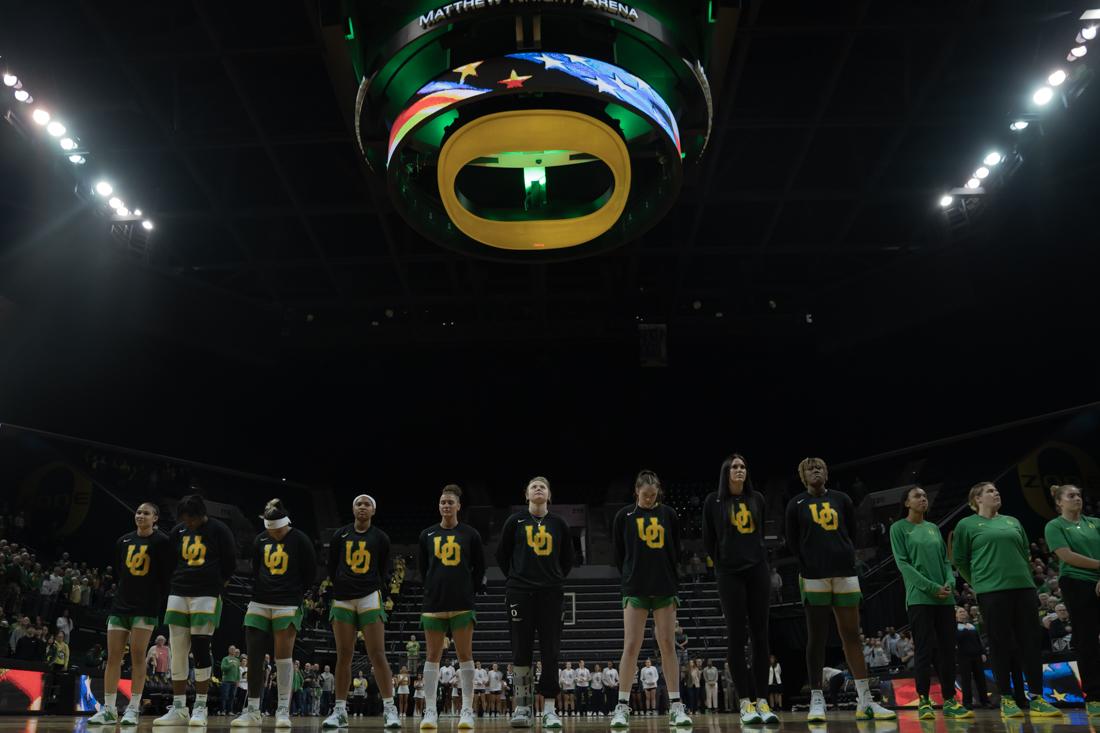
[807,715,826,722]
[420,725,438,731]
[1029,711,1063,718]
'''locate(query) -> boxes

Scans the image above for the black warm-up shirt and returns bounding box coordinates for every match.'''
[496,511,574,591]
[328,523,391,601]
[168,517,238,597]
[417,522,485,612]
[612,503,681,597]
[111,529,173,617]
[702,490,767,574]
[251,527,316,606]
[784,489,857,579]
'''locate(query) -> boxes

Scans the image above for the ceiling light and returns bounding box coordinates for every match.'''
[1010,120,1029,131]
[68,155,85,164]
[1048,69,1067,86]
[939,195,953,207]
[1071,45,1088,58]
[983,152,1003,166]
[974,166,990,179]
[31,108,49,125]
[59,137,77,151]
[141,220,154,231]
[1081,26,1098,41]
[46,121,65,137]
[133,209,142,216]
[965,178,980,189]
[108,197,122,209]
[1032,86,1054,105]
[13,89,30,102]
[2,74,16,87]
[117,208,130,216]
[95,181,113,196]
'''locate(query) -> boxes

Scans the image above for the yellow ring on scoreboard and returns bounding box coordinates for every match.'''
[436,110,631,250]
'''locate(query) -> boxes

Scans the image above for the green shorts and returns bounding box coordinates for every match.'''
[799,576,862,607]
[164,595,223,634]
[107,615,158,632]
[622,595,680,610]
[329,591,388,628]
[420,611,476,633]
[244,602,304,632]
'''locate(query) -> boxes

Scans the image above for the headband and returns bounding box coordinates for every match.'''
[263,517,290,530]
[353,494,377,511]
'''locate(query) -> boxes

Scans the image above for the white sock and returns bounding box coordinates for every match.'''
[459,662,475,711]
[854,678,870,704]
[128,685,143,710]
[383,697,394,707]
[194,693,207,708]
[618,692,630,704]
[105,692,117,710]
[544,699,555,714]
[173,694,186,708]
[276,658,293,709]
[513,666,530,709]
[668,692,680,702]
[335,699,347,713]
[423,663,440,712]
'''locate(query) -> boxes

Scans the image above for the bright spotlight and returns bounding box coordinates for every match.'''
[68,155,85,164]
[939,195,953,207]
[142,220,154,231]
[2,74,16,87]
[1032,86,1054,105]
[975,166,990,179]
[1010,120,1029,131]
[1048,69,1067,86]
[965,178,980,189]
[134,209,142,216]
[46,120,65,137]
[13,89,30,102]
[983,152,1003,166]
[59,137,77,151]
[117,208,130,216]
[31,108,50,125]
[1071,45,1088,58]
[1080,26,1097,42]
[108,197,122,209]
[94,181,113,196]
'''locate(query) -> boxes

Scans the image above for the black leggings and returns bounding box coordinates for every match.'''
[956,655,989,707]
[977,588,1043,701]
[245,627,272,695]
[507,587,564,698]
[717,562,771,702]
[1060,576,1100,701]
[907,604,956,698]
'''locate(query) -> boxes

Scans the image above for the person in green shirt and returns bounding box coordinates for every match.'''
[1044,484,1100,718]
[889,487,971,720]
[220,646,241,716]
[406,636,421,673]
[951,481,1061,719]
[292,660,305,715]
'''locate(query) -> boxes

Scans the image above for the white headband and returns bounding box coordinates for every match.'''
[353,494,377,512]
[263,517,290,530]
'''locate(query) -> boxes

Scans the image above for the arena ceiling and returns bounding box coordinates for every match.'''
[2,1,1098,355]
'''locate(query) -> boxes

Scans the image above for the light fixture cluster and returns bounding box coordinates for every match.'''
[3,56,155,232]
[938,11,1098,212]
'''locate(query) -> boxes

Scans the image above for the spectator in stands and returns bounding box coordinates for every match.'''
[147,635,171,683]
[575,659,591,716]
[1045,605,1072,651]
[601,663,618,716]
[895,631,914,669]
[56,608,73,643]
[767,655,782,711]
[770,568,783,603]
[7,616,28,655]
[1044,484,1100,718]
[319,665,335,715]
[674,624,688,667]
[590,664,603,716]
[954,606,991,709]
[952,482,1061,719]
[702,660,719,713]
[236,655,248,715]
[406,635,421,673]
[351,670,369,717]
[640,659,659,715]
[882,627,900,664]
[15,624,44,661]
[865,639,889,668]
[291,660,304,716]
[219,646,241,717]
[46,630,69,670]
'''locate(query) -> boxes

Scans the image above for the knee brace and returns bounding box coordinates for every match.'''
[191,634,213,670]
[169,625,192,681]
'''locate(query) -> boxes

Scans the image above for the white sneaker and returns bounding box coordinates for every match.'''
[275,707,292,728]
[807,690,827,722]
[89,707,119,725]
[384,704,401,729]
[855,698,896,721]
[669,702,692,727]
[542,710,562,729]
[609,703,631,729]
[121,708,141,726]
[740,700,762,724]
[509,706,532,728]
[420,708,439,730]
[321,709,348,729]
[189,705,208,727]
[458,707,475,729]
[231,707,262,728]
[756,699,779,724]
[154,704,191,726]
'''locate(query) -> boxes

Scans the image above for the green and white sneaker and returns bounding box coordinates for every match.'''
[999,698,1023,719]
[609,703,631,729]
[1087,700,1100,718]
[188,705,208,727]
[1028,696,1062,718]
[740,700,762,724]
[756,699,779,724]
[120,707,141,726]
[230,706,262,727]
[942,698,973,719]
[509,706,532,728]
[384,703,402,729]
[419,708,438,731]
[807,690,827,722]
[668,702,692,727]
[542,710,562,729]
[89,707,119,725]
[321,708,348,729]
[154,704,191,726]
[917,696,934,720]
[855,698,896,721]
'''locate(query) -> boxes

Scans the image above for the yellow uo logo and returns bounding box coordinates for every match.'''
[345,540,371,574]
[264,543,289,575]
[810,502,839,531]
[125,544,151,576]
[434,536,461,566]
[636,517,665,549]
[526,525,553,556]
[182,536,207,566]
[731,504,755,534]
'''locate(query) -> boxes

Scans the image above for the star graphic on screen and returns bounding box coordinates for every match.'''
[1050,690,1068,702]
[498,69,533,89]
[594,77,619,95]
[533,54,566,70]
[452,61,484,85]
